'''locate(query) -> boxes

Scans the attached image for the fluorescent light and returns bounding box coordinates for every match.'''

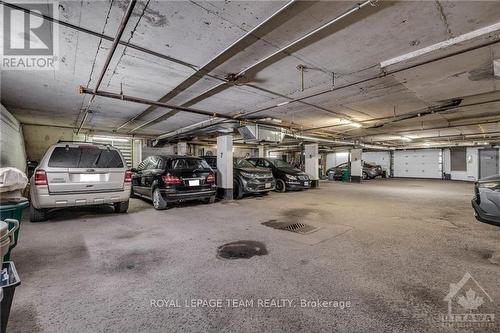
[349,122,362,128]
[339,119,352,125]
[92,136,130,142]
[277,101,289,107]
[401,136,413,142]
[381,22,500,68]
[423,143,431,147]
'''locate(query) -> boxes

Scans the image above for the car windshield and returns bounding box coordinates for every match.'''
[269,159,293,168]
[234,159,255,168]
[48,147,124,168]
[172,158,211,170]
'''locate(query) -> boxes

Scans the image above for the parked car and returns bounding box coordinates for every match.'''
[233,158,275,199]
[246,157,310,192]
[200,155,217,170]
[131,155,216,210]
[326,162,385,180]
[29,142,131,222]
[472,175,500,225]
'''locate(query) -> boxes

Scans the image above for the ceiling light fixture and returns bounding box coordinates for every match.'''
[401,136,413,142]
[276,101,290,107]
[350,122,363,128]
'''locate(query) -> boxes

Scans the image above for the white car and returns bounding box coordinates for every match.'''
[30,142,131,222]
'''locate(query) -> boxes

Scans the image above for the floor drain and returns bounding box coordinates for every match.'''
[217,240,267,260]
[262,220,319,235]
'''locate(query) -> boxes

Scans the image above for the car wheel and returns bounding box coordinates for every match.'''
[29,204,47,222]
[204,195,216,204]
[234,182,244,200]
[152,188,167,210]
[362,172,368,180]
[114,200,129,213]
[275,179,286,193]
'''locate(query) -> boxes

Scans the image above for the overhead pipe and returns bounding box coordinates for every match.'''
[197,0,379,106]
[116,0,297,132]
[147,0,379,137]
[1,1,196,70]
[77,0,137,134]
[79,86,301,132]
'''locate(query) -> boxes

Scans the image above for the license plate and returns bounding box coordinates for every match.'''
[80,174,100,182]
[303,181,309,186]
[265,183,271,188]
[188,180,200,186]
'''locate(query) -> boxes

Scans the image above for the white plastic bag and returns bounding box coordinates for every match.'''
[0,167,28,193]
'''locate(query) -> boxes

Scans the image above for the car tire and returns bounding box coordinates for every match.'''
[114,200,129,213]
[152,188,167,210]
[30,204,47,222]
[275,179,286,193]
[362,172,368,180]
[204,195,216,204]
[234,182,244,200]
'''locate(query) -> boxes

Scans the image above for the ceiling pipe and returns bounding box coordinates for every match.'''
[76,0,137,134]
[289,133,393,150]
[1,1,196,70]
[116,0,298,132]
[78,86,303,132]
[147,0,379,136]
[239,36,500,121]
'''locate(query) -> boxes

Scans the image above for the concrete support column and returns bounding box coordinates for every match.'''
[350,148,363,183]
[177,142,188,155]
[132,139,142,168]
[217,134,233,200]
[304,143,319,187]
[258,144,268,157]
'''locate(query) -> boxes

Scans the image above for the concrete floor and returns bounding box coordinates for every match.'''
[7,179,500,332]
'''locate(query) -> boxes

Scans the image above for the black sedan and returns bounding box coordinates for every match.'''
[131,155,217,210]
[233,158,275,199]
[247,157,310,192]
[327,162,385,180]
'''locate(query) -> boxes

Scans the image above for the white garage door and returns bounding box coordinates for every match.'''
[362,152,390,171]
[393,149,442,178]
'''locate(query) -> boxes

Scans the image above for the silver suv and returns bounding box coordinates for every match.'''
[30,142,131,222]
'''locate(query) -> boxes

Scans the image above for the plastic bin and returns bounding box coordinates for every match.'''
[341,169,350,182]
[0,201,28,261]
[1,261,21,333]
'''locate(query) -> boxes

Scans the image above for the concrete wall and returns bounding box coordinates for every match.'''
[0,104,26,171]
[22,124,85,162]
[326,152,349,169]
[442,147,483,182]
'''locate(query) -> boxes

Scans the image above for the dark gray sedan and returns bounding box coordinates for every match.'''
[472,175,500,225]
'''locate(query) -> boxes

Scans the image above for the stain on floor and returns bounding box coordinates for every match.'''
[217,240,267,260]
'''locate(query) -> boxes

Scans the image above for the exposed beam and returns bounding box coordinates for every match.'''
[116,0,298,132]
[77,0,137,134]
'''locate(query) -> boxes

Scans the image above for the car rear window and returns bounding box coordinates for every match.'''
[171,158,210,170]
[48,147,124,168]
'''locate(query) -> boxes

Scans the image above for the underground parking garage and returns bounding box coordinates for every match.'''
[0,0,500,331]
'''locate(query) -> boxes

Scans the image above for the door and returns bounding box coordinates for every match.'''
[393,149,442,178]
[479,149,499,179]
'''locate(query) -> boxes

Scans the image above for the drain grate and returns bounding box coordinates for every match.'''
[262,220,319,235]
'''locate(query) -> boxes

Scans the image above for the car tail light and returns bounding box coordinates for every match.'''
[124,170,132,183]
[34,170,47,186]
[206,173,215,183]
[162,174,182,185]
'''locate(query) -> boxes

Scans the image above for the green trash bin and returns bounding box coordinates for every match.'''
[0,200,28,261]
[341,169,350,182]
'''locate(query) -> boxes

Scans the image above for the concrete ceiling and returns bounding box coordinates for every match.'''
[1,0,500,147]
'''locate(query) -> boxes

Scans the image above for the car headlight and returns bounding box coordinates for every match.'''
[240,172,257,178]
[285,174,297,180]
[479,182,500,189]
